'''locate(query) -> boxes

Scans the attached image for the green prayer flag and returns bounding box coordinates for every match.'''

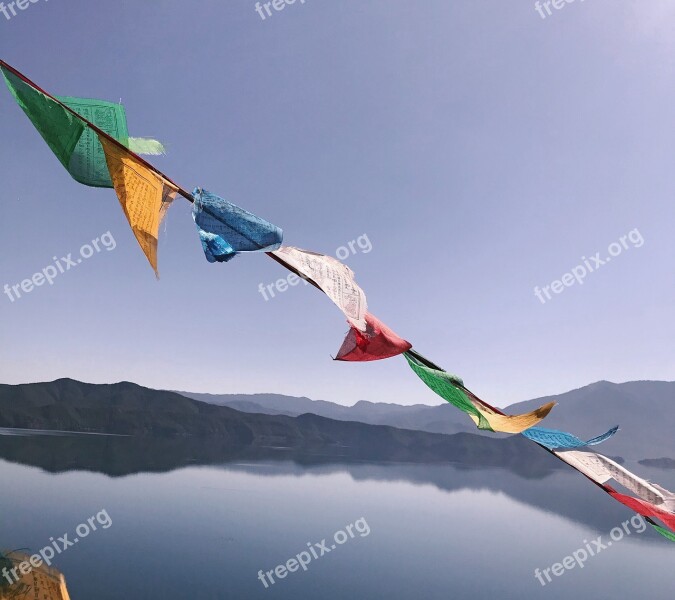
[128,137,166,155]
[56,98,166,187]
[57,96,129,187]
[651,523,675,542]
[2,67,166,188]
[403,352,493,431]
[1,66,85,171]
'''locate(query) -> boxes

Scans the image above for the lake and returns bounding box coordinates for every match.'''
[0,432,673,599]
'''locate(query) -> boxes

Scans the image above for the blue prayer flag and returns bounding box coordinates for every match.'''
[192,188,283,263]
[521,425,619,450]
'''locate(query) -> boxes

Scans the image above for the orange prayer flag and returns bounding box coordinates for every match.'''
[98,134,177,276]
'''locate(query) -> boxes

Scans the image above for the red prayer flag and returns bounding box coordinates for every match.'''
[335,313,411,362]
[609,491,675,532]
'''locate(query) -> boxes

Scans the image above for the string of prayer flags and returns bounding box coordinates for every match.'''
[335,312,412,361]
[521,425,619,450]
[99,135,177,277]
[192,188,283,263]
[3,59,674,539]
[271,247,368,331]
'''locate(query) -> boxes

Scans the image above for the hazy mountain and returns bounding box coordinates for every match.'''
[505,380,674,459]
[179,391,476,434]
[0,379,546,465]
[2,378,671,462]
[179,381,675,459]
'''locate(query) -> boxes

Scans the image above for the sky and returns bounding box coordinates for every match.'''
[0,0,673,406]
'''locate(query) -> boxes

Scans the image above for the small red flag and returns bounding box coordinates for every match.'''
[335,313,411,362]
[609,491,675,532]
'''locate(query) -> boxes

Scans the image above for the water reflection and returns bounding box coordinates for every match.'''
[1,431,674,600]
[0,431,673,537]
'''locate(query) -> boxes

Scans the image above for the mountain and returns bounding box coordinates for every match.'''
[505,381,675,459]
[2,378,672,462]
[179,391,476,435]
[179,381,675,460]
[0,379,549,466]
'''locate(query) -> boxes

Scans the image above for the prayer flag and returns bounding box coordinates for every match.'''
[468,396,555,434]
[553,449,675,507]
[335,313,411,361]
[99,134,177,276]
[58,96,165,187]
[1,66,85,173]
[193,188,283,262]
[609,491,675,533]
[404,352,493,430]
[1,66,164,188]
[521,425,619,450]
[651,524,675,542]
[271,246,367,331]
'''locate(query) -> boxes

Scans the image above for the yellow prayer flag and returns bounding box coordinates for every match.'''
[0,552,72,600]
[98,134,177,276]
[467,400,556,434]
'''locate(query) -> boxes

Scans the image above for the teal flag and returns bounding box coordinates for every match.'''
[2,66,164,188]
[522,426,619,450]
[1,67,85,171]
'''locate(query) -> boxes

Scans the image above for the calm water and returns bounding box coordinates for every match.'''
[0,433,673,599]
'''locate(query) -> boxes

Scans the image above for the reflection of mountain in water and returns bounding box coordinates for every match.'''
[0,431,561,477]
[2,433,673,540]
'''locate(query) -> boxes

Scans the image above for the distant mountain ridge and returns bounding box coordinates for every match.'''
[506,380,675,459]
[0,378,550,466]
[179,391,476,435]
[0,378,672,461]
[178,380,675,460]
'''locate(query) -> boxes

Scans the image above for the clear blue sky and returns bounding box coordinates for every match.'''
[0,0,672,406]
